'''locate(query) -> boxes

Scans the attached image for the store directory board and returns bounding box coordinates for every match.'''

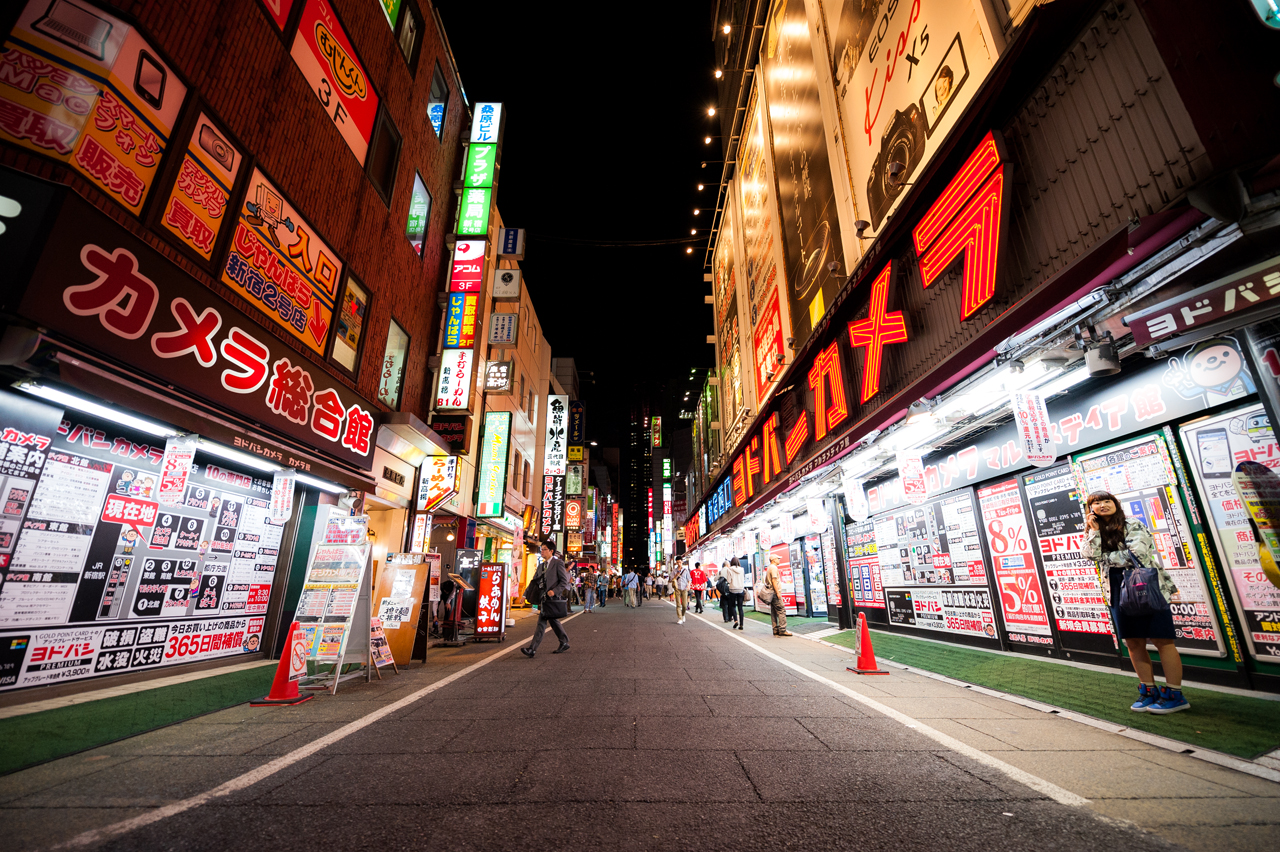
[1181,404,1280,660]
[0,391,283,691]
[874,490,998,642]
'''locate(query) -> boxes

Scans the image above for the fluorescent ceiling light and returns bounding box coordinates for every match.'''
[17,382,179,438]
[197,439,277,472]
[298,473,349,494]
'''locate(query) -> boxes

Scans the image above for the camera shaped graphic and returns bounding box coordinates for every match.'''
[866,103,927,230]
[198,124,235,172]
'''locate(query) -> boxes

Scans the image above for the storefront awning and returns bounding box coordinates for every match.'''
[377,413,453,467]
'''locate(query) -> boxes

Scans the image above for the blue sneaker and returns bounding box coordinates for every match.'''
[1148,686,1190,715]
[1130,683,1159,712]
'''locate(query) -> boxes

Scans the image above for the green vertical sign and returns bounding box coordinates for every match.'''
[458,187,492,236]
[380,0,402,28]
[464,143,497,188]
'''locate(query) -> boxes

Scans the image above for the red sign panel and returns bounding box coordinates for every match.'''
[475,563,506,636]
[449,241,486,293]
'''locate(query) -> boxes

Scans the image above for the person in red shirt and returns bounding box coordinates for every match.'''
[689,562,708,614]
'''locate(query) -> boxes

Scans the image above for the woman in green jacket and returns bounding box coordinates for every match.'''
[1083,491,1188,714]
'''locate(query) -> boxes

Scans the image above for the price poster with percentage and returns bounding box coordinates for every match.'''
[872,490,998,641]
[0,392,279,692]
[1022,464,1116,656]
[1076,435,1226,657]
[976,479,1053,646]
[1180,404,1280,660]
[844,519,885,612]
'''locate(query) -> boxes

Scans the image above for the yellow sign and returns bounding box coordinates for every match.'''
[567,446,584,461]
[220,168,341,355]
[160,114,243,260]
[0,2,188,216]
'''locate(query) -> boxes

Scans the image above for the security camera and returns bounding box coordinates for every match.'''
[887,161,908,185]
[854,219,871,238]
[826,260,841,274]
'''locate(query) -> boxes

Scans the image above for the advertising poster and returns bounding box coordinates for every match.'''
[761,0,848,350]
[822,0,1000,238]
[540,475,566,536]
[1180,405,1280,659]
[873,490,996,640]
[417,456,458,512]
[0,1,189,216]
[845,518,884,610]
[0,393,279,691]
[803,533,829,615]
[976,479,1053,645]
[221,168,341,355]
[1011,392,1057,467]
[544,396,569,476]
[1023,465,1115,653]
[1076,436,1225,656]
[289,0,379,164]
[160,113,244,261]
[738,85,790,403]
[297,509,370,662]
[821,530,842,609]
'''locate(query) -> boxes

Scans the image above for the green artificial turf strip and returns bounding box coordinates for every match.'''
[0,665,276,776]
[744,611,830,626]
[822,629,1280,759]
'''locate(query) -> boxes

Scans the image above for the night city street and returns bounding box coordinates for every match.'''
[1,0,1279,850]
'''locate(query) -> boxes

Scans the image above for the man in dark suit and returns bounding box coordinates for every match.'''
[522,539,571,657]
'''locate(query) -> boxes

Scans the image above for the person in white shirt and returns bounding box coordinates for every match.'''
[673,561,692,623]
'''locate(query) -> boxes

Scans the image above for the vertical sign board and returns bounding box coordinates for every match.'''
[417,456,458,511]
[568,401,586,447]
[477,412,512,518]
[221,168,342,355]
[464,143,497,188]
[498,228,525,259]
[544,396,569,475]
[651,416,662,448]
[489,314,518,346]
[435,349,473,410]
[160,114,245,261]
[443,293,479,348]
[449,241,486,293]
[540,475,566,536]
[0,1,189,217]
[475,563,507,638]
[290,0,379,164]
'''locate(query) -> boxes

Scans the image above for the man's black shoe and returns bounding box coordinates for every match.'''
[552,644,570,654]
[520,647,535,658]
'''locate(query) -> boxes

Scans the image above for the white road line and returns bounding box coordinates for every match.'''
[51,614,577,851]
[687,609,1090,807]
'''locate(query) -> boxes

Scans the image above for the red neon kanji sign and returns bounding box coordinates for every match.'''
[913,131,1009,320]
[847,261,908,403]
[807,340,849,441]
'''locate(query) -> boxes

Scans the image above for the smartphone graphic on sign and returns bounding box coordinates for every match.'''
[1197,428,1231,479]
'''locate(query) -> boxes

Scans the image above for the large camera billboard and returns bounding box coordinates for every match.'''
[761,0,850,355]
[823,0,1002,240]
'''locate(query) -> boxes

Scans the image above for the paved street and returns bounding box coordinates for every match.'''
[3,601,1277,852]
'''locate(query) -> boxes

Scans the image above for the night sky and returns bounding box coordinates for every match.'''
[435,2,719,448]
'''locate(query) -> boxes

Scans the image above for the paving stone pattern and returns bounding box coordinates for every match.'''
[0,602,1276,851]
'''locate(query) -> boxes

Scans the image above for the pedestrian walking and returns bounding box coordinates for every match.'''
[1084,491,1188,714]
[690,562,707,613]
[597,569,608,607]
[763,554,792,636]
[718,557,745,629]
[716,561,732,622]
[622,569,639,607]
[584,565,598,613]
[673,560,692,623]
[644,572,655,601]
[522,540,571,657]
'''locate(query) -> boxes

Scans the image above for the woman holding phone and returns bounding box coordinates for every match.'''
[1083,491,1188,714]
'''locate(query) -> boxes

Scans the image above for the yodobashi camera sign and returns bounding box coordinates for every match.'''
[826,0,1001,236]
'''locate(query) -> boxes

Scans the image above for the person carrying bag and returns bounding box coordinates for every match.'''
[522,540,571,658]
[1084,491,1186,714]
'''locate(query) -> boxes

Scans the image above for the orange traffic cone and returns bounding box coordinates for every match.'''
[251,621,314,706]
[847,612,889,675]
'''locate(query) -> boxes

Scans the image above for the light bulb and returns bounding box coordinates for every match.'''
[722,23,731,34]
[694,209,700,215]
[697,183,704,190]
[714,69,723,79]
[691,229,697,235]
[707,107,716,116]
[705,136,712,144]
[686,247,693,254]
